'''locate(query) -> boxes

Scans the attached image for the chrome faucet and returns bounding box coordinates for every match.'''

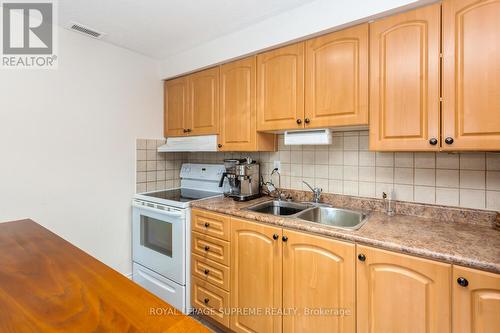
[303,181,322,203]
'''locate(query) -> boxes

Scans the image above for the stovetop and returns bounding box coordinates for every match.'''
[143,188,221,202]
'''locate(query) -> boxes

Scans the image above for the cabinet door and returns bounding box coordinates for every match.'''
[369,4,441,151]
[442,0,500,151]
[230,218,282,333]
[164,77,188,137]
[282,230,355,333]
[357,245,451,333]
[187,67,219,135]
[305,24,368,129]
[453,266,500,333]
[257,43,305,131]
[219,57,276,151]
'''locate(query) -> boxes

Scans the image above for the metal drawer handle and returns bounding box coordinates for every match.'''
[204,269,210,275]
[204,245,210,251]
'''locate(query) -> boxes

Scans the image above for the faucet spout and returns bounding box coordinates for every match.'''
[303,181,322,203]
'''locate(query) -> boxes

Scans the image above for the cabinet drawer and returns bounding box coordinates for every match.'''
[192,209,230,241]
[192,276,230,327]
[192,253,230,291]
[192,232,230,266]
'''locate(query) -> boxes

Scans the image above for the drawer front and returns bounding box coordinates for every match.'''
[192,209,230,241]
[192,253,230,291]
[192,276,230,327]
[192,231,230,266]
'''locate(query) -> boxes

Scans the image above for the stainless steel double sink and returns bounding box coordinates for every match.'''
[244,200,368,230]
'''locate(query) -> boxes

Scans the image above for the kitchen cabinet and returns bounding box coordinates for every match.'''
[188,67,219,136]
[452,265,500,333]
[369,4,441,151]
[356,245,451,333]
[282,230,355,333]
[191,209,232,327]
[230,217,282,333]
[164,67,219,137]
[164,77,188,137]
[442,0,500,150]
[219,57,276,151]
[305,24,369,129]
[257,43,305,131]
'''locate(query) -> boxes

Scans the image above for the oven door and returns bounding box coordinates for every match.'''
[132,201,185,285]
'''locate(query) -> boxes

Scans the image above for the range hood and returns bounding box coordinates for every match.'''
[284,129,332,145]
[157,135,218,152]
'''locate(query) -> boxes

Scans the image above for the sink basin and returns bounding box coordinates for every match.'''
[295,206,367,230]
[245,200,311,216]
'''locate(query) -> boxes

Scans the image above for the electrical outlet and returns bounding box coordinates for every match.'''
[273,161,281,173]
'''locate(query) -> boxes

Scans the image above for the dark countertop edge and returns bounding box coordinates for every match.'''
[191,202,500,275]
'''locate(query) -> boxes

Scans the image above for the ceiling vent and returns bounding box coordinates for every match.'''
[68,22,105,39]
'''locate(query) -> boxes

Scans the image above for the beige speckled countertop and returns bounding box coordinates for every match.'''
[192,194,500,274]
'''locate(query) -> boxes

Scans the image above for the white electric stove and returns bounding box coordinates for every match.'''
[132,163,225,314]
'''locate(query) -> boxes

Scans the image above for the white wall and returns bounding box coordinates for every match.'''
[0,27,162,275]
[159,0,435,78]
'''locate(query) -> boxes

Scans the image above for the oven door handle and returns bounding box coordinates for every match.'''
[132,202,184,218]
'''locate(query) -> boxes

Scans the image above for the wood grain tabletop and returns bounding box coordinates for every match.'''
[0,219,210,333]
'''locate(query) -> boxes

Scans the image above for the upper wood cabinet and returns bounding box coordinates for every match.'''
[164,67,219,137]
[305,24,369,129]
[452,265,500,333]
[442,0,500,150]
[219,57,276,151]
[187,67,219,136]
[357,245,451,333]
[282,230,355,333]
[230,218,282,333]
[369,4,441,151]
[257,43,305,131]
[164,77,188,137]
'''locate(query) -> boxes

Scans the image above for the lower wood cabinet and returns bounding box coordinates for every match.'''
[356,245,451,333]
[230,218,355,333]
[452,266,500,333]
[283,230,355,333]
[230,217,283,333]
[191,211,499,333]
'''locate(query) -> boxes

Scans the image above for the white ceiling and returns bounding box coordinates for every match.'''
[59,0,318,59]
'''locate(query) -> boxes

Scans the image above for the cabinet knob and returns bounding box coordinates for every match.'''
[204,246,210,251]
[282,235,288,242]
[187,129,192,133]
[217,144,222,148]
[445,137,454,145]
[204,298,209,304]
[358,254,366,262]
[296,119,302,124]
[304,118,310,124]
[429,138,438,145]
[204,269,210,275]
[183,129,188,133]
[272,234,279,240]
[457,277,469,287]
[204,222,210,228]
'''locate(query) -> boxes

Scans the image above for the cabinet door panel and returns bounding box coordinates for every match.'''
[369,4,440,151]
[188,67,219,135]
[357,245,451,333]
[164,77,188,137]
[230,218,282,333]
[219,57,276,151]
[305,24,368,128]
[442,0,500,150]
[283,230,355,333]
[453,266,500,333]
[257,43,305,131]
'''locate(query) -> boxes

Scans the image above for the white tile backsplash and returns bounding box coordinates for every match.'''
[137,133,500,212]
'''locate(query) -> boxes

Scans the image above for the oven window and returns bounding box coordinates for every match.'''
[140,216,173,257]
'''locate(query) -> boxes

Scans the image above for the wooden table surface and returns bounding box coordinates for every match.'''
[0,219,210,333]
